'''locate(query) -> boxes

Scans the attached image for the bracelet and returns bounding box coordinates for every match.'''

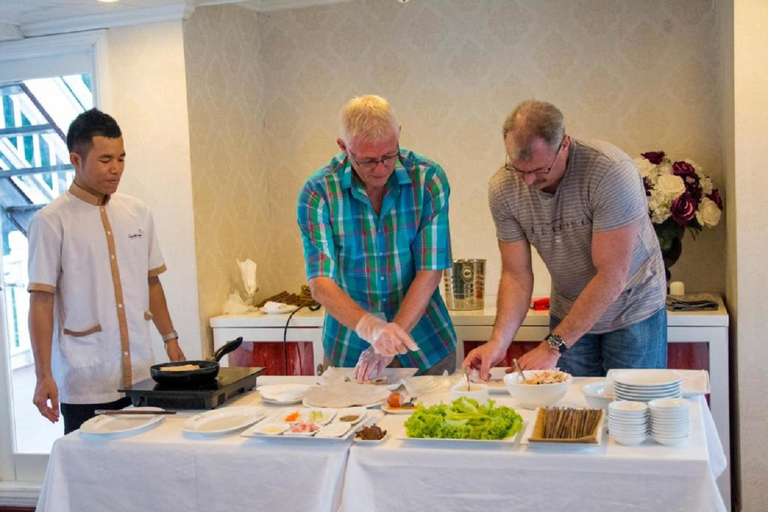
[161,330,179,343]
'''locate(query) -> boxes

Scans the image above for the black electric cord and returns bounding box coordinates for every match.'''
[282,301,322,375]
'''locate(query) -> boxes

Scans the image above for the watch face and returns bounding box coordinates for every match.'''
[546,334,564,349]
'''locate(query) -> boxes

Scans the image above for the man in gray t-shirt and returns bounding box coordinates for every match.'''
[464,100,667,378]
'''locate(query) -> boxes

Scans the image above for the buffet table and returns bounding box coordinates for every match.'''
[36,376,727,512]
[210,295,731,509]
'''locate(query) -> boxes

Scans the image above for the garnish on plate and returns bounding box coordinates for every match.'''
[386,392,414,409]
[289,421,319,433]
[283,410,302,423]
[356,424,387,441]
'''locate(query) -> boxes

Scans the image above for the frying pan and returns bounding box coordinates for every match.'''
[150,337,243,386]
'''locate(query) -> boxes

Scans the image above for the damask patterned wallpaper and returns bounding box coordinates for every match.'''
[184,6,271,349]
[186,0,724,344]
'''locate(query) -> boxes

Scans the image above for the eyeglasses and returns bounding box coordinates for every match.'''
[504,138,565,176]
[348,145,400,172]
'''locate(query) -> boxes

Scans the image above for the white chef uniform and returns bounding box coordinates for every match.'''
[27,183,166,404]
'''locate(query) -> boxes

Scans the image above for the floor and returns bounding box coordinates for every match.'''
[11,364,63,454]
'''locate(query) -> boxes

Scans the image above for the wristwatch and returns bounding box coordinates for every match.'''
[544,333,566,352]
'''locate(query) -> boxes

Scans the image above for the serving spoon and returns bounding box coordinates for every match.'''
[513,358,527,382]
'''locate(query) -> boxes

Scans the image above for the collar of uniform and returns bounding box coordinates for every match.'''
[69,182,111,206]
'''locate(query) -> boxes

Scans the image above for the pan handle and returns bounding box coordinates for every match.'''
[211,337,244,362]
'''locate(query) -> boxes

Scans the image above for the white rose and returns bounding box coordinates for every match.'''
[658,161,674,176]
[648,190,670,223]
[634,158,657,180]
[699,175,714,195]
[696,197,722,227]
[656,174,686,199]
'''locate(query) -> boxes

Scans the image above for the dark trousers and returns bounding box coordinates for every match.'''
[61,396,133,434]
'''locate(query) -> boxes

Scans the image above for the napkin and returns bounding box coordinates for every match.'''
[666,293,718,312]
[237,258,258,298]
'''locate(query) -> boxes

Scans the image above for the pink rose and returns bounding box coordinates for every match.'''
[670,193,697,226]
[641,151,666,165]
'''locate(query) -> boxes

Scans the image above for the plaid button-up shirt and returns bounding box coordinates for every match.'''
[297,148,456,371]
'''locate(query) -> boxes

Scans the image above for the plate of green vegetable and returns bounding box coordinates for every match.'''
[398,397,524,446]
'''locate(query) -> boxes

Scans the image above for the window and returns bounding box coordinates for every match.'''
[0,30,106,494]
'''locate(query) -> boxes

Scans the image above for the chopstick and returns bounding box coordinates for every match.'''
[95,409,177,415]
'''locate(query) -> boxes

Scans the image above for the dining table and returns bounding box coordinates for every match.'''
[35,375,727,512]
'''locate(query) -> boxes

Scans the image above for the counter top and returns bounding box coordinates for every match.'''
[209,294,728,328]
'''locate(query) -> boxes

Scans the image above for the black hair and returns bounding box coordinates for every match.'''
[66,108,122,157]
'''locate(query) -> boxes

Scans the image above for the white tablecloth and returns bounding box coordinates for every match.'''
[36,377,346,512]
[341,381,727,512]
[36,377,726,512]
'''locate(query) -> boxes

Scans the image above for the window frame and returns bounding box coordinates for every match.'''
[0,29,108,507]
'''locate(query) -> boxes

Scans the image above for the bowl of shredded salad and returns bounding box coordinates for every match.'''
[503,370,572,409]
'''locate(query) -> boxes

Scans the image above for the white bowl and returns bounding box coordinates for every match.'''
[503,370,572,409]
[612,433,647,446]
[451,382,489,403]
[582,381,614,410]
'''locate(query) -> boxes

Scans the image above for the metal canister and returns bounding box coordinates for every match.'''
[443,259,486,311]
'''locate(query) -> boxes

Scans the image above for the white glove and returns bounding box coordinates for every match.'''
[355,313,419,356]
[353,348,395,383]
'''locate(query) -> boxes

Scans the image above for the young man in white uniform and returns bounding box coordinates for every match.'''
[27,109,186,434]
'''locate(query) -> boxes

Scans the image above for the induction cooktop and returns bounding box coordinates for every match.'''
[119,367,265,410]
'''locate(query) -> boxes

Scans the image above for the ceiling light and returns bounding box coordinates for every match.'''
[97,0,120,3]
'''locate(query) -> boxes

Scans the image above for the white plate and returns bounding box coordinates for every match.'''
[610,369,682,387]
[381,404,418,415]
[486,368,511,393]
[80,407,166,436]
[258,384,311,405]
[183,407,265,435]
[251,422,289,435]
[261,305,299,314]
[283,424,320,436]
[242,419,357,441]
[396,429,521,447]
[276,408,307,424]
[355,431,390,444]
[334,407,367,425]
[305,408,336,425]
[315,422,351,438]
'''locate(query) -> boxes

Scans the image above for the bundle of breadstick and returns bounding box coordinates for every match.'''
[256,285,319,308]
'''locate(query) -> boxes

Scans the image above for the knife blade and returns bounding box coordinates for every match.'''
[94,409,177,415]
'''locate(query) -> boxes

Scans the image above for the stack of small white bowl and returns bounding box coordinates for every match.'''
[612,370,682,402]
[648,398,691,445]
[607,401,649,445]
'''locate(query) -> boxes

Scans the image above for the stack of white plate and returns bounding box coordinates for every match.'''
[649,398,691,445]
[612,370,682,402]
[608,400,648,446]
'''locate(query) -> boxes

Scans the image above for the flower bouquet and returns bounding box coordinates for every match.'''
[634,151,723,269]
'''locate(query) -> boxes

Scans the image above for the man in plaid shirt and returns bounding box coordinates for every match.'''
[297,95,457,382]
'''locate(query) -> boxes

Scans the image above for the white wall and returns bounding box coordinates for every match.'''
[733,0,768,509]
[105,21,202,360]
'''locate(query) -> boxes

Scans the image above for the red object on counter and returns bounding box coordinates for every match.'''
[228,341,314,376]
[532,297,550,310]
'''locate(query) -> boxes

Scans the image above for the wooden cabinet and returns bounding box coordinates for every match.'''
[210,309,323,376]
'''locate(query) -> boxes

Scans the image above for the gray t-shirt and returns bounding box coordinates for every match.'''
[488,139,666,333]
